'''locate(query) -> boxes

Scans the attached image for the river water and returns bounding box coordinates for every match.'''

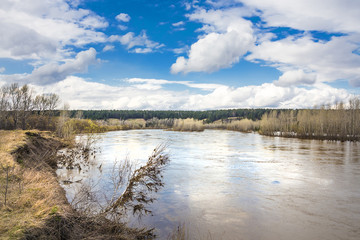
[57,129,360,240]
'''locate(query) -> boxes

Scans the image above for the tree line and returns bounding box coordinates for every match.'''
[260,98,360,141]
[0,83,59,130]
[68,108,270,122]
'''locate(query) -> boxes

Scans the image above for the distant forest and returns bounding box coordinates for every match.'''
[66,109,271,122]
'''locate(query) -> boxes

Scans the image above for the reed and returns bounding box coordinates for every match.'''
[172,118,205,132]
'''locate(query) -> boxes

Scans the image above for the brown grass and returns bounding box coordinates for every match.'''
[0,130,71,239]
[171,118,205,132]
[0,130,162,239]
[206,119,259,132]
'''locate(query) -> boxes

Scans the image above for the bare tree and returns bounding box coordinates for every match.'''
[57,103,72,138]
[8,83,22,129]
[34,94,50,115]
[0,86,10,129]
[34,93,59,129]
[19,85,34,130]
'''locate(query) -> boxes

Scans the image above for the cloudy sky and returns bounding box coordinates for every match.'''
[0,0,359,110]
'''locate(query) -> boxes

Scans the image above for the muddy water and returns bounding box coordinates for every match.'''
[57,129,360,240]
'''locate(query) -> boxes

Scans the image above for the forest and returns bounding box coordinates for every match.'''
[71,108,270,122]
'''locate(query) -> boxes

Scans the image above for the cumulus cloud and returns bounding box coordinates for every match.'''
[109,31,165,53]
[30,77,353,110]
[171,8,255,74]
[0,22,57,60]
[240,0,360,33]
[0,48,97,85]
[32,76,187,110]
[172,1,360,88]
[0,0,107,60]
[241,0,360,87]
[115,13,130,30]
[115,13,131,22]
[274,69,317,86]
[247,35,360,86]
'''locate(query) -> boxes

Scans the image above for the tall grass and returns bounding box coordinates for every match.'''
[206,119,259,132]
[226,119,260,132]
[0,131,71,239]
[172,118,205,132]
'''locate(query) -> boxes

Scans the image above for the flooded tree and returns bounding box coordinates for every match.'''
[260,97,360,141]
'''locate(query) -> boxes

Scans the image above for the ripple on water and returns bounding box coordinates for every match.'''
[57,129,360,240]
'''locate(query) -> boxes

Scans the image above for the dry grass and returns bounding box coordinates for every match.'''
[0,130,166,239]
[172,118,205,132]
[0,130,70,239]
[226,119,260,132]
[0,130,26,165]
[206,119,259,132]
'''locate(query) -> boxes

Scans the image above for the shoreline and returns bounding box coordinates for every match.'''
[0,130,154,239]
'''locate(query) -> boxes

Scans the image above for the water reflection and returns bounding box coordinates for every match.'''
[57,130,360,240]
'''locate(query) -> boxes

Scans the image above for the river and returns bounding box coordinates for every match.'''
[57,129,360,240]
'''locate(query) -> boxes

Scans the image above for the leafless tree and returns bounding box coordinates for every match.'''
[0,85,10,129]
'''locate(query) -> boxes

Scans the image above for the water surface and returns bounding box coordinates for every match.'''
[57,129,360,240]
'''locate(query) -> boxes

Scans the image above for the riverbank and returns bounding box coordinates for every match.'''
[0,130,153,239]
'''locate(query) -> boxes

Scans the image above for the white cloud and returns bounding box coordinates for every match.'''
[274,69,317,87]
[172,1,360,88]
[0,0,107,60]
[118,24,128,31]
[103,45,115,52]
[0,67,5,73]
[133,48,153,54]
[173,46,189,55]
[0,21,57,60]
[0,48,97,85]
[240,0,360,87]
[30,77,353,110]
[115,13,130,30]
[126,78,224,91]
[183,0,200,11]
[109,31,165,53]
[171,8,255,74]
[30,48,97,84]
[32,76,186,110]
[247,34,360,86]
[240,0,360,33]
[115,13,131,22]
[172,21,185,27]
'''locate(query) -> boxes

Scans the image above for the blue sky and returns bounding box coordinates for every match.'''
[0,0,359,109]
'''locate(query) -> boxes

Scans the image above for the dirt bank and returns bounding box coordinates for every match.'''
[0,131,152,240]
